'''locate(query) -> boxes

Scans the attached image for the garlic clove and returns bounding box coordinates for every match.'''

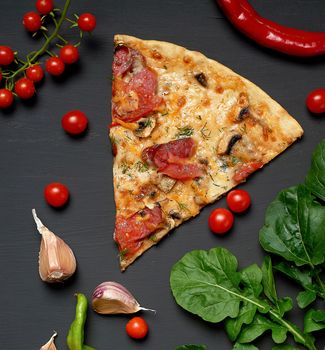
[40,332,58,350]
[92,281,155,314]
[32,209,77,283]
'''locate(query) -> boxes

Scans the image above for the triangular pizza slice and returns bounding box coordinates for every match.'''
[109,34,303,271]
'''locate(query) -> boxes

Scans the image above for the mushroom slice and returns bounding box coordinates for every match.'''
[153,173,177,193]
[134,117,156,138]
[217,132,242,156]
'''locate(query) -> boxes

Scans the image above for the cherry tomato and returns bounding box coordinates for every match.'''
[45,57,65,76]
[306,89,325,114]
[14,78,35,99]
[44,182,70,207]
[23,11,42,32]
[77,13,96,32]
[35,0,54,15]
[0,46,15,66]
[126,317,149,340]
[59,44,79,64]
[0,88,14,109]
[226,189,251,213]
[62,110,88,135]
[26,64,44,82]
[208,208,234,235]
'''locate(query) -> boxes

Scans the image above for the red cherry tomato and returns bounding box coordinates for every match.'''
[226,189,251,213]
[0,46,15,66]
[77,13,96,32]
[23,11,42,32]
[26,64,44,82]
[35,0,54,15]
[44,182,70,207]
[208,208,234,235]
[62,110,88,135]
[59,44,79,64]
[0,88,14,109]
[306,89,325,114]
[126,317,149,340]
[45,57,65,76]
[14,78,35,99]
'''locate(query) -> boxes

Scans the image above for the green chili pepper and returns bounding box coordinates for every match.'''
[67,293,95,350]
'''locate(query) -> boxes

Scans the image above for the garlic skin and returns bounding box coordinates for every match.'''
[92,281,155,314]
[32,209,76,283]
[40,332,58,350]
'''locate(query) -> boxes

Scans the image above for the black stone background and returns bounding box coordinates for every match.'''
[0,0,324,349]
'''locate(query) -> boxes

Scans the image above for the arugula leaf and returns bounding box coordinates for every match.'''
[259,185,325,268]
[305,138,325,201]
[274,262,318,308]
[272,346,300,350]
[170,247,266,323]
[175,346,207,350]
[237,314,287,344]
[232,344,259,350]
[304,309,325,333]
[261,256,278,306]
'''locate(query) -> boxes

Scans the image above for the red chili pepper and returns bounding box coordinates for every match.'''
[217,0,325,57]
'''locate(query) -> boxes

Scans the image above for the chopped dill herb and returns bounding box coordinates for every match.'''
[142,118,153,128]
[200,122,211,140]
[135,161,149,172]
[119,248,129,259]
[177,201,189,212]
[120,162,130,175]
[175,126,194,138]
[231,156,241,165]
[149,234,158,242]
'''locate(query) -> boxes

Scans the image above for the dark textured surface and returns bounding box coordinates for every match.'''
[0,1,325,349]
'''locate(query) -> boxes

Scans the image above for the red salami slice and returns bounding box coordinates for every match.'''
[233,162,263,183]
[112,45,133,76]
[114,206,163,255]
[142,138,203,180]
[160,163,204,180]
[112,67,163,122]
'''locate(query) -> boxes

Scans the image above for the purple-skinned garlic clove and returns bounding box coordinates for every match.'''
[92,281,155,314]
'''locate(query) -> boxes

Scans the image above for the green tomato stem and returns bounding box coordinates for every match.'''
[7,0,72,83]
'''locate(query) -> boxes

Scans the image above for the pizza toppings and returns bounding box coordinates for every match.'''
[114,206,163,255]
[237,106,250,121]
[194,72,208,87]
[142,138,204,180]
[233,161,263,183]
[225,134,242,155]
[217,132,242,155]
[112,46,163,123]
[134,117,156,138]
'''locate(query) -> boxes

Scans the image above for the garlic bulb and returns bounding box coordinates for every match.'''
[32,209,76,283]
[92,281,155,314]
[40,332,58,350]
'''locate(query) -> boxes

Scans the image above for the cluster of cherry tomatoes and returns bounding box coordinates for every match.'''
[208,189,251,235]
[0,0,96,109]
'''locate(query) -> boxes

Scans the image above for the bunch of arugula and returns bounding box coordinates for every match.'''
[171,139,325,350]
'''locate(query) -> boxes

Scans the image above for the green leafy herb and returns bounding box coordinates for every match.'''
[304,309,325,333]
[170,247,316,350]
[233,344,259,350]
[175,126,194,138]
[259,185,325,268]
[200,122,211,140]
[177,202,189,212]
[305,138,325,201]
[134,161,148,173]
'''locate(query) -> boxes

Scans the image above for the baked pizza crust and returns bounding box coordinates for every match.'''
[111,34,303,270]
